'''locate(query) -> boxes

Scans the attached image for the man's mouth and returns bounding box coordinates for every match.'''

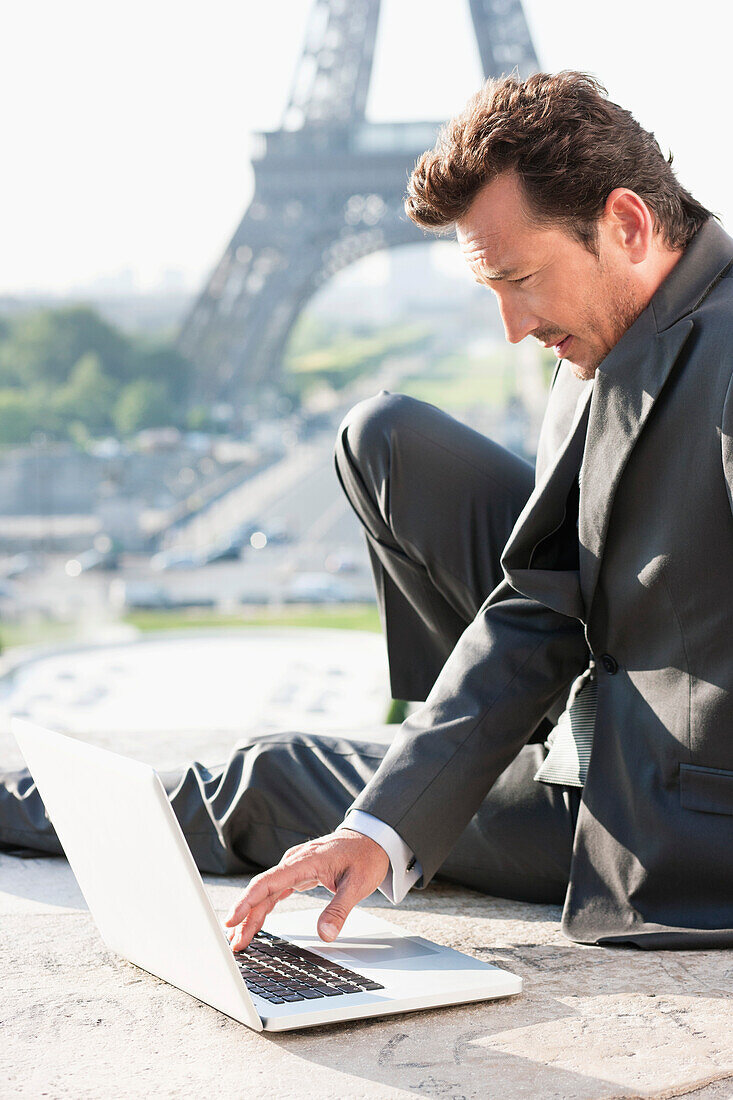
[545,335,572,358]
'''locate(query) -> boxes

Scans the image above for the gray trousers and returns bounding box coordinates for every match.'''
[0,393,579,904]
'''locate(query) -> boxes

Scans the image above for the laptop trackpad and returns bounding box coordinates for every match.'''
[317,935,439,968]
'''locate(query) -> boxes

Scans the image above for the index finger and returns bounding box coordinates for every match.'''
[224,858,319,927]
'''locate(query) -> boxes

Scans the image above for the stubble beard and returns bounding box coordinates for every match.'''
[568,271,645,381]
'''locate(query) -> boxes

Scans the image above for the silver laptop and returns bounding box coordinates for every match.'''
[11,718,521,1032]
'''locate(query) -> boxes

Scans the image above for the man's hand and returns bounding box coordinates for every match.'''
[224,829,389,951]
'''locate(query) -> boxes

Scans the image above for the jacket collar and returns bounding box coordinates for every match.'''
[650,216,733,332]
[579,217,733,620]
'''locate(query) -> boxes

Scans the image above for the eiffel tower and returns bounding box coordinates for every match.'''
[178,0,539,406]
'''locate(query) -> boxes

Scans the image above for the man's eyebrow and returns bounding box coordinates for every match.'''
[474,266,521,282]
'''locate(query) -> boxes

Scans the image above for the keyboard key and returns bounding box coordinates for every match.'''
[237,930,379,1002]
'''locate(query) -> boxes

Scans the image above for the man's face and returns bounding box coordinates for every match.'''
[456,172,644,380]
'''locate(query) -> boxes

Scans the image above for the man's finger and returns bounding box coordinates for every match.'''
[292,878,318,893]
[224,860,317,927]
[227,886,296,952]
[230,894,279,952]
[317,872,365,942]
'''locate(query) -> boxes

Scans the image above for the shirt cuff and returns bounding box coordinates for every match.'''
[338,809,422,904]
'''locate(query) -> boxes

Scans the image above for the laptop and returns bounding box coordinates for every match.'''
[11,717,522,1032]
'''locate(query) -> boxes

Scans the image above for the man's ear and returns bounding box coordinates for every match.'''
[603,188,653,263]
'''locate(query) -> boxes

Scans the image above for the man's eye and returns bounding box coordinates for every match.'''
[511,274,532,285]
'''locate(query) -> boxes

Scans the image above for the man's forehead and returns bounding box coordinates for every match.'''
[456,172,550,278]
[456,227,525,280]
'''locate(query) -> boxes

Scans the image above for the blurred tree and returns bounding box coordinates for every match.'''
[0,306,195,443]
[186,405,216,432]
[0,389,36,444]
[133,344,192,412]
[53,352,116,435]
[114,379,169,435]
[0,305,129,385]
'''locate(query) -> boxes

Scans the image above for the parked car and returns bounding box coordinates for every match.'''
[257,519,290,546]
[199,539,242,565]
[109,580,173,611]
[150,548,200,572]
[0,553,40,579]
[0,579,17,601]
[229,519,291,551]
[65,548,120,577]
[167,594,217,610]
[324,549,361,574]
[283,572,357,604]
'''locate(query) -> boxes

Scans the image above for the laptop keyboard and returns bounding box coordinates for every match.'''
[234,930,385,1004]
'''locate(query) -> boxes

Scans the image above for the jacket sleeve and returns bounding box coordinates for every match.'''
[350,578,589,885]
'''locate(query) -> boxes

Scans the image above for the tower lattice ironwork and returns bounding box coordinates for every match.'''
[178,0,539,404]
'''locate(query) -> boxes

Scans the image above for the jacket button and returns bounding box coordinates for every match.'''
[601,653,618,674]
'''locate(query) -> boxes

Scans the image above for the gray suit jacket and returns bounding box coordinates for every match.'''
[353,216,733,947]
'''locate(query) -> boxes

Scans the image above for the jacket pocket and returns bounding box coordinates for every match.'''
[680,762,733,816]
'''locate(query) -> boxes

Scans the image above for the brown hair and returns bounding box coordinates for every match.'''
[405,71,711,253]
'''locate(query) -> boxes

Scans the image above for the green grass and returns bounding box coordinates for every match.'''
[400,370,508,410]
[284,324,430,399]
[0,619,85,650]
[123,604,382,634]
[395,348,532,413]
[0,605,383,652]
[286,325,428,374]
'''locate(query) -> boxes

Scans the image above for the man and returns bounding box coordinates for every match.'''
[5,72,733,949]
[224,70,733,952]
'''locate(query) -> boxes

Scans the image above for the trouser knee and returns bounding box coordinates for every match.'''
[335,390,419,480]
[335,391,426,534]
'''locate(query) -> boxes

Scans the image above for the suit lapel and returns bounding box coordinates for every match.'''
[502,312,694,624]
[501,386,592,619]
[578,317,694,620]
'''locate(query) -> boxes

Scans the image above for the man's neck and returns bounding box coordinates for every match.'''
[641,244,685,305]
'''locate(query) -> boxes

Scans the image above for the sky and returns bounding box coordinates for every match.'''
[2,0,732,297]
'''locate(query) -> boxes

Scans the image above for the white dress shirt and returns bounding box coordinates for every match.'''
[338,809,422,903]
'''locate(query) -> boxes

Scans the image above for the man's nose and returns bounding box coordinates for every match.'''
[497,295,540,344]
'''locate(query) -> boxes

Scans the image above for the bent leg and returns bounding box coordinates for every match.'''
[335,391,535,700]
[1,734,576,905]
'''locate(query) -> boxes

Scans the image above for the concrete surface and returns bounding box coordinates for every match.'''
[0,628,390,771]
[3,851,733,1099]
